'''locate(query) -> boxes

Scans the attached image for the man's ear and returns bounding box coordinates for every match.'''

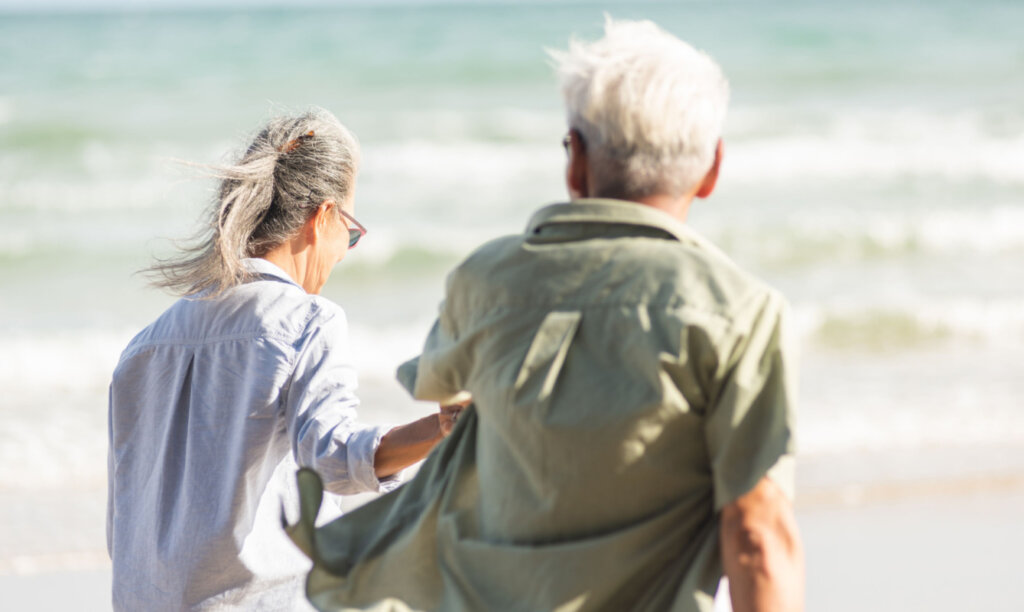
[566,129,589,199]
[695,140,723,199]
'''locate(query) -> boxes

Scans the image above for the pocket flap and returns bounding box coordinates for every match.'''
[513,310,582,403]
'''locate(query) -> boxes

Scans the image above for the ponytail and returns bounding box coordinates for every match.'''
[146,109,360,297]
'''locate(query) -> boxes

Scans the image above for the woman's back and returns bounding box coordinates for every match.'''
[107,110,455,610]
[108,259,356,610]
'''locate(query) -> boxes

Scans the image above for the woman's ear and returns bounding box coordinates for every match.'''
[306,201,333,243]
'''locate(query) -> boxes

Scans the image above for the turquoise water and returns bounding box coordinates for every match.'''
[2,0,1024,489]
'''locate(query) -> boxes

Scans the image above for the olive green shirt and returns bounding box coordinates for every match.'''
[287,199,798,612]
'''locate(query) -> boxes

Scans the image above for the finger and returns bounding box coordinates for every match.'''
[440,404,465,415]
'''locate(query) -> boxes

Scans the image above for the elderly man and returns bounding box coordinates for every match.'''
[287,18,803,612]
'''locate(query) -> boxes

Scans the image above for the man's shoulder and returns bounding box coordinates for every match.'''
[458,225,776,311]
[660,230,780,313]
[458,233,524,269]
[454,237,507,272]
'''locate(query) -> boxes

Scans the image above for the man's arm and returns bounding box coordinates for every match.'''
[720,476,804,612]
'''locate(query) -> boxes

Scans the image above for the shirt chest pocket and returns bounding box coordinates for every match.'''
[512,310,582,407]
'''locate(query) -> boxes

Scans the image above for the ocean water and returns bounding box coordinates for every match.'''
[2,0,1023,500]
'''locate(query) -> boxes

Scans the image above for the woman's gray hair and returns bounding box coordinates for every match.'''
[549,17,730,199]
[147,108,360,297]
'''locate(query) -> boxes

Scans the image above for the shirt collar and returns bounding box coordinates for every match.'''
[525,198,702,246]
[242,258,303,289]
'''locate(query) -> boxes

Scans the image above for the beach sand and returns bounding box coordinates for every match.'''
[3,449,1022,611]
[801,487,1024,611]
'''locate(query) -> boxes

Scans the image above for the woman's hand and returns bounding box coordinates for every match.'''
[438,397,472,437]
[373,396,473,479]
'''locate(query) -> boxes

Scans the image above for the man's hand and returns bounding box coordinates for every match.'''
[720,476,804,612]
[438,397,471,437]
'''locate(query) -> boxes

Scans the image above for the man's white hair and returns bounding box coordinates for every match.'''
[550,17,730,199]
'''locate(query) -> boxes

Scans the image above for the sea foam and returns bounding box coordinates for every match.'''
[725,108,1024,184]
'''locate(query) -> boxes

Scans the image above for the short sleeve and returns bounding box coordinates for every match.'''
[704,290,798,510]
[397,277,473,404]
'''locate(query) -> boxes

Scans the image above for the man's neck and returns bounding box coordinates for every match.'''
[573,186,698,224]
[624,193,695,224]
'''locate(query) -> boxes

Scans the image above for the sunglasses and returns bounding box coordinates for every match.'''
[339,209,367,248]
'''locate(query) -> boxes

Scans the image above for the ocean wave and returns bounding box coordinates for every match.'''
[358,139,562,209]
[358,105,1024,187]
[364,105,1024,185]
[0,322,435,490]
[809,309,953,352]
[347,318,438,380]
[0,329,131,392]
[353,106,564,143]
[796,298,1024,353]
[0,330,129,490]
[2,300,1022,490]
[798,345,1024,455]
[728,136,1024,184]
[708,204,1024,273]
[4,298,1017,388]
[0,175,187,214]
[2,111,1022,232]
[0,120,109,153]
[4,189,1022,266]
[0,136,211,217]
[338,204,1024,280]
[357,107,1024,189]
[2,299,1017,397]
[725,107,1024,184]
[7,106,1022,209]
[0,97,12,126]
[800,410,1024,456]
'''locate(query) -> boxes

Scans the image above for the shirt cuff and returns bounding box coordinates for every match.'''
[346,424,402,493]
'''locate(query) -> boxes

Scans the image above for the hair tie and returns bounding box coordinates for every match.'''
[305,189,318,206]
[279,130,315,154]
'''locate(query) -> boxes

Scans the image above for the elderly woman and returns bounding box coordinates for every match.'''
[107,109,457,611]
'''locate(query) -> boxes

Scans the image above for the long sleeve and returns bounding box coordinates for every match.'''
[106,384,115,557]
[284,307,399,495]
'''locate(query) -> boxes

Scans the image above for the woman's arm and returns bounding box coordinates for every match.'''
[373,402,465,479]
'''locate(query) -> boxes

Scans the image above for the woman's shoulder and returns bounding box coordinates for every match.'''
[147,280,348,349]
[236,281,348,344]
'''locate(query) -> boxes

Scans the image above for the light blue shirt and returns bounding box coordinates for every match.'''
[107,258,397,611]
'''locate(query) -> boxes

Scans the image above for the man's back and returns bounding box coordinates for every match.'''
[291,199,796,611]
[452,200,793,602]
